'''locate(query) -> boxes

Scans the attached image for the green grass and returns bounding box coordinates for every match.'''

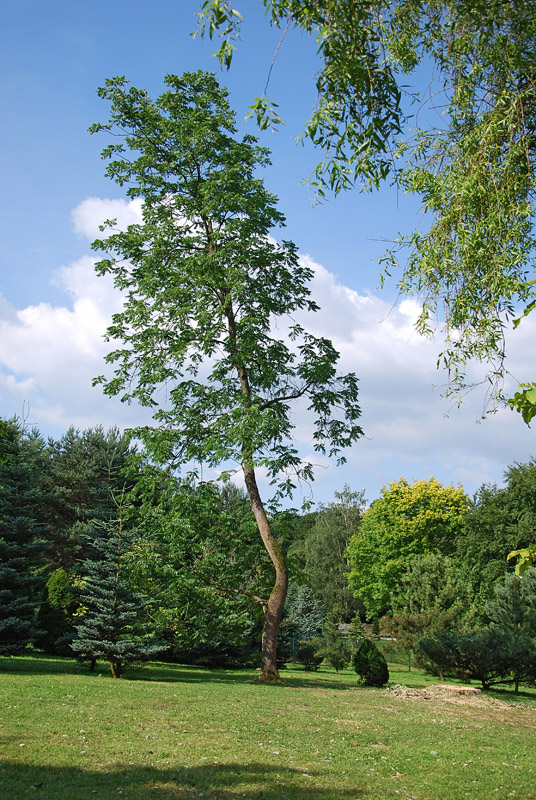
[1,655,535,800]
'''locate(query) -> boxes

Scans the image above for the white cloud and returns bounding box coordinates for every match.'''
[71,197,143,241]
[1,200,534,504]
[0,254,150,433]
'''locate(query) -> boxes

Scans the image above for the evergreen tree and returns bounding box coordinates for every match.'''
[352,638,389,687]
[319,613,350,673]
[43,426,133,570]
[457,459,536,610]
[0,418,46,654]
[71,507,162,677]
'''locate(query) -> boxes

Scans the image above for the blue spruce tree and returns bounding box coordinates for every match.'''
[71,504,161,677]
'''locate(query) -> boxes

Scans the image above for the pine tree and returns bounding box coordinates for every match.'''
[0,418,46,654]
[71,505,161,677]
[320,613,350,674]
[44,426,133,570]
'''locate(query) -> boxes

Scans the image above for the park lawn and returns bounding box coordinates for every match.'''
[0,655,535,800]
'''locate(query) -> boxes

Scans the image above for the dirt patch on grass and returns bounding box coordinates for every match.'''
[385,683,536,711]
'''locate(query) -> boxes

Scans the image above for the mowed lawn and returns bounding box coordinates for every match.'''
[1,656,535,800]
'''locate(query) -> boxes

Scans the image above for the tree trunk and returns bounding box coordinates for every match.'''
[243,462,288,683]
[110,660,122,678]
[224,296,288,681]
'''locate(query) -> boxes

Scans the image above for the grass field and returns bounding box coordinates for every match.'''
[1,655,535,800]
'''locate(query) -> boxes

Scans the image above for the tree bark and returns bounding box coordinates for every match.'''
[243,461,288,683]
[223,284,288,681]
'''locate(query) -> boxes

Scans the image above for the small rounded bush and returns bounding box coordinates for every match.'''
[352,638,389,686]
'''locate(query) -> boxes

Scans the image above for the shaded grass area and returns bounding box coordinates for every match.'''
[1,655,535,800]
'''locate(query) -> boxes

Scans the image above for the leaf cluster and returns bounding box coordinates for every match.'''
[195,1,536,414]
[91,71,363,499]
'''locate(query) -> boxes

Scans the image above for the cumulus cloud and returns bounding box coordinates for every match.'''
[0,253,150,433]
[1,197,534,503]
[71,197,143,241]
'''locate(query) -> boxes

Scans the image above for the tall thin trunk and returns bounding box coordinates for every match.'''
[222,293,288,681]
[243,461,288,683]
[214,230,289,682]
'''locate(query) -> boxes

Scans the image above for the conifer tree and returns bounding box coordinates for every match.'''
[71,505,162,677]
[0,418,46,654]
[320,612,350,674]
[44,426,133,570]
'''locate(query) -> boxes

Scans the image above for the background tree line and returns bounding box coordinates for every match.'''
[2,414,535,685]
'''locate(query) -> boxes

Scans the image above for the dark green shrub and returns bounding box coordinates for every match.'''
[296,638,324,670]
[319,614,350,673]
[418,628,536,690]
[352,638,389,686]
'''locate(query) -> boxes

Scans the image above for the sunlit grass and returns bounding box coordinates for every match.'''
[1,654,535,799]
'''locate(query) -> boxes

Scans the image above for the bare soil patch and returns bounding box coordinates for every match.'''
[384,683,536,713]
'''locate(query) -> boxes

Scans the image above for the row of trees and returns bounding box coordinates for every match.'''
[1,413,534,682]
[0,416,362,676]
[344,467,536,689]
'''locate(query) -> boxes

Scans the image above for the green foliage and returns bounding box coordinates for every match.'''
[418,629,536,690]
[387,553,472,667]
[126,468,270,667]
[352,637,389,687]
[296,638,324,671]
[509,383,536,426]
[71,512,162,678]
[0,418,47,654]
[90,70,363,678]
[484,570,536,690]
[319,614,350,673]
[35,568,77,656]
[508,545,536,576]
[347,478,469,618]
[277,584,326,666]
[196,0,404,194]
[299,486,365,621]
[43,426,134,570]
[195,1,536,412]
[486,568,536,638]
[90,71,362,492]
[457,459,536,608]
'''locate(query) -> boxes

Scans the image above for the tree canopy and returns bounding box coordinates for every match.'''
[195,1,536,417]
[346,477,469,618]
[90,70,363,680]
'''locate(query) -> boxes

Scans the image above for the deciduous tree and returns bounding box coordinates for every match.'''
[300,485,365,621]
[90,71,363,681]
[347,477,468,618]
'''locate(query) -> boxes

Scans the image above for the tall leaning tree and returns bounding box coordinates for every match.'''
[90,71,363,682]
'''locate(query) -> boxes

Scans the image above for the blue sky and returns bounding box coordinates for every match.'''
[1,0,534,506]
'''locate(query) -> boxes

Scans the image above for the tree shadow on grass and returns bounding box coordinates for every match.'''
[0,759,368,800]
[485,685,536,704]
[0,655,357,691]
[0,654,88,677]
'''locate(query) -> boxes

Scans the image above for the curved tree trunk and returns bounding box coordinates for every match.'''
[243,462,288,683]
[224,294,288,681]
